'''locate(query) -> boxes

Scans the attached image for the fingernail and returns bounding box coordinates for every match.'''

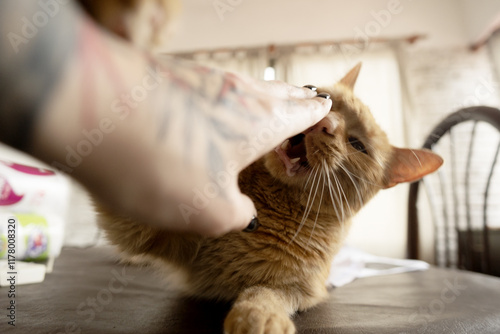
[317,93,330,100]
[243,215,259,232]
[303,85,317,91]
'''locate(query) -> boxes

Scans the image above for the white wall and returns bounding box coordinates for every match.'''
[459,0,500,44]
[162,0,469,53]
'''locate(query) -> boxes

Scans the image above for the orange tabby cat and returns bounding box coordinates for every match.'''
[98,64,443,334]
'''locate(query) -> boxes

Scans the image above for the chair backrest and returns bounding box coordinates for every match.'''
[408,106,500,276]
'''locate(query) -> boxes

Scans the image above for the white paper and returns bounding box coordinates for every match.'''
[327,245,429,287]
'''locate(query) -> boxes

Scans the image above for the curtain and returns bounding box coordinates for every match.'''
[180,49,268,80]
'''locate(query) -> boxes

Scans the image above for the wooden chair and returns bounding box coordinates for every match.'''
[408,106,500,277]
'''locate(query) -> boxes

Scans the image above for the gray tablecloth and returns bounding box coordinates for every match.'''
[2,247,500,334]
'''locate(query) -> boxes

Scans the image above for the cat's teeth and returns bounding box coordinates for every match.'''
[289,157,300,164]
[281,139,290,150]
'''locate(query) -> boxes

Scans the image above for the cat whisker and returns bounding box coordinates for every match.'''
[342,167,383,188]
[323,160,346,236]
[327,168,343,223]
[300,167,322,232]
[332,169,353,220]
[306,173,325,249]
[323,161,341,223]
[324,160,345,223]
[363,142,386,169]
[303,164,316,189]
[290,166,319,244]
[410,149,423,167]
[338,162,364,207]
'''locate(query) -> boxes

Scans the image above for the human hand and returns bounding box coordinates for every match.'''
[135,60,332,236]
[35,57,331,237]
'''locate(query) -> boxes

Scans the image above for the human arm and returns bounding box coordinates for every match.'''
[0,0,332,236]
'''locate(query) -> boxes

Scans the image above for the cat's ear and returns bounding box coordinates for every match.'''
[339,62,362,90]
[384,147,443,188]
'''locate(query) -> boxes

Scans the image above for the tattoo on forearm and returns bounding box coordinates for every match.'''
[79,18,126,127]
[150,57,258,176]
[0,0,261,198]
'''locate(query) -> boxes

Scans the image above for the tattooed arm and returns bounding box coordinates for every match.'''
[0,0,331,236]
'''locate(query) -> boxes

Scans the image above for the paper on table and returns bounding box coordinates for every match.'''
[327,245,429,287]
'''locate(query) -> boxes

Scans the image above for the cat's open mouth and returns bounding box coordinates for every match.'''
[275,132,310,176]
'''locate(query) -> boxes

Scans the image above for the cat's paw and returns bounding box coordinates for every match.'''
[224,302,295,334]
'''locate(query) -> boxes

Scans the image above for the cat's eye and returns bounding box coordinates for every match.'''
[348,137,368,155]
[243,216,260,232]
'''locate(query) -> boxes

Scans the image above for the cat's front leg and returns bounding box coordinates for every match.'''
[224,286,296,334]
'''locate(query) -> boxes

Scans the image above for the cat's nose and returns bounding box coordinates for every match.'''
[309,114,338,135]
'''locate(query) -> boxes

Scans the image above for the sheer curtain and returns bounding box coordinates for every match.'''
[180,49,268,80]
[276,45,409,258]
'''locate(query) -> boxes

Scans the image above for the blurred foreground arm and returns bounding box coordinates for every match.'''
[0,0,331,236]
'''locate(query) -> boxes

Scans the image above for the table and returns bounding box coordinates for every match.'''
[2,247,500,334]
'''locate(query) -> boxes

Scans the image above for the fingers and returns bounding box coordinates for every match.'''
[272,96,332,143]
[238,94,331,163]
[190,190,257,237]
[292,95,333,131]
[253,80,318,99]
